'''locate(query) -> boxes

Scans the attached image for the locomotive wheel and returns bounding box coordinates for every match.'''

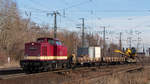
[51,63,56,70]
[62,63,68,69]
[23,67,33,74]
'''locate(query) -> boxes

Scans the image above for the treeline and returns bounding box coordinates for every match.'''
[0,0,119,65]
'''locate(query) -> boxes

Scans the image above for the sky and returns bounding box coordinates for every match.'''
[15,0,150,51]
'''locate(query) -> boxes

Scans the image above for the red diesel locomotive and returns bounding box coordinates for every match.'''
[20,37,68,73]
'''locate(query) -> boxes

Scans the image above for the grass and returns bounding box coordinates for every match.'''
[93,69,150,84]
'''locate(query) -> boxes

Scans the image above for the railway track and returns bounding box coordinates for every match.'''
[0,64,143,80]
[0,67,93,80]
[0,67,23,75]
[0,64,145,84]
[64,64,143,84]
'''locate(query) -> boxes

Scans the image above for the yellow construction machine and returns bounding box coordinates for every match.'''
[114,47,136,58]
[114,47,137,62]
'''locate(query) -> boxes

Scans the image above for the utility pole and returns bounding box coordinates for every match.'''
[80,18,85,47]
[119,32,122,50]
[128,30,133,48]
[128,37,132,48]
[25,11,31,28]
[51,11,59,38]
[102,26,106,57]
[137,32,141,52]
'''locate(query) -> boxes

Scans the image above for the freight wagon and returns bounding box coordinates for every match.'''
[71,47,134,66]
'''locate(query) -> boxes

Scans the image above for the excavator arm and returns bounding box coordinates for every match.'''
[114,47,136,58]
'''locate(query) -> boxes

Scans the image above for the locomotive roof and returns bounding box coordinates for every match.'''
[37,37,60,41]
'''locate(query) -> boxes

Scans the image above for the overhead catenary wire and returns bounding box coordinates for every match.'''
[62,10,150,16]
[58,0,93,11]
[29,0,51,12]
[17,0,150,21]
[17,0,93,14]
[60,14,92,29]
[18,7,51,13]
[17,0,150,14]
[16,0,150,33]
[16,0,51,13]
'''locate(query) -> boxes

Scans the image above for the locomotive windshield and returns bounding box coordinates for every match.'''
[56,41,62,45]
[37,38,45,43]
[37,38,55,45]
[29,46,37,51]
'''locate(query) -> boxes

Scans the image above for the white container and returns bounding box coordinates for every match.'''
[88,47,101,58]
[94,47,101,58]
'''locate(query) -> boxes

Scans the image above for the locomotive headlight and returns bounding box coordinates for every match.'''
[24,54,27,59]
[24,54,28,59]
[32,43,34,45]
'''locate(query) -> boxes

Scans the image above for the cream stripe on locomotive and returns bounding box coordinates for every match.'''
[24,56,68,60]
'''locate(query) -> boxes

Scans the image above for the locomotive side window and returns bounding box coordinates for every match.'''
[48,39,55,45]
